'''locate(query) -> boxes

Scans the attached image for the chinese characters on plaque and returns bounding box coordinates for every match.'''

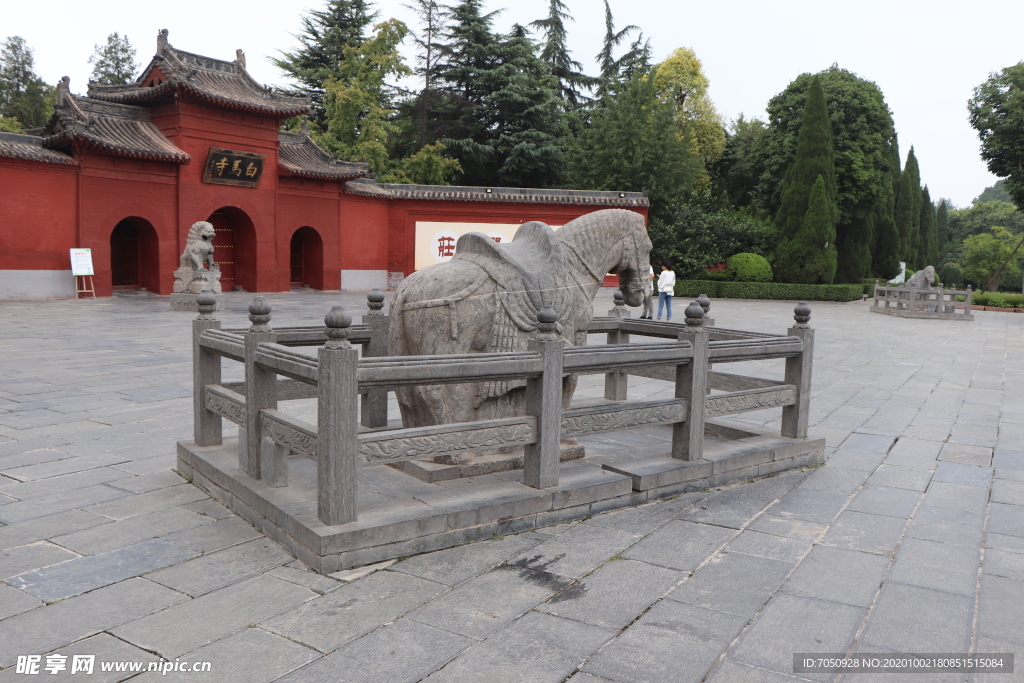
[202,148,266,188]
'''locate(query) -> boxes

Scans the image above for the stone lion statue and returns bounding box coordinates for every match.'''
[906,265,936,289]
[179,221,219,271]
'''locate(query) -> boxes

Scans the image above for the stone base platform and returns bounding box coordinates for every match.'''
[176,420,824,573]
[871,306,973,321]
[396,441,586,483]
[170,292,224,311]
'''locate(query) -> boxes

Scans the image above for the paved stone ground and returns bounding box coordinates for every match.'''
[0,289,1021,682]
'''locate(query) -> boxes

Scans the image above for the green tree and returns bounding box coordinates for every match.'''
[772,76,839,283]
[894,147,922,264]
[776,175,838,283]
[935,199,950,251]
[402,0,446,149]
[711,114,765,209]
[530,0,593,108]
[648,199,776,277]
[431,4,567,187]
[0,115,22,132]
[594,0,646,99]
[755,66,900,282]
[968,62,1024,211]
[0,36,53,128]
[948,200,1024,242]
[273,0,379,129]
[569,68,701,218]
[918,186,937,266]
[872,195,902,279]
[387,142,462,184]
[88,33,138,85]
[976,179,1013,204]
[316,19,410,175]
[653,47,726,190]
[961,226,1024,290]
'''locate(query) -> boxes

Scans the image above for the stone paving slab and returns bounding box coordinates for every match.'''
[1,293,1023,680]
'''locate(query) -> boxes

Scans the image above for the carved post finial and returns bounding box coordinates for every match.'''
[367,289,385,314]
[696,293,711,315]
[684,301,704,328]
[196,290,217,320]
[612,289,625,310]
[324,305,352,349]
[793,301,812,328]
[536,304,558,341]
[248,296,271,332]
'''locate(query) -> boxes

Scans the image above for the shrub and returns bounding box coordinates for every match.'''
[726,253,773,282]
[986,296,1013,308]
[675,280,863,302]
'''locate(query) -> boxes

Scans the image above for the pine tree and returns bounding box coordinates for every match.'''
[272,0,379,128]
[0,36,53,128]
[594,0,642,99]
[894,147,922,264]
[430,3,567,187]
[776,175,837,284]
[529,0,593,108]
[918,186,937,266]
[403,0,445,148]
[773,76,839,283]
[88,33,138,85]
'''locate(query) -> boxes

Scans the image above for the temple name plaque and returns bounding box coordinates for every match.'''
[202,148,266,188]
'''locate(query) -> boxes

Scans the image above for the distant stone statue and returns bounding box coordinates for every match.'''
[390,208,651,429]
[171,221,223,311]
[906,265,936,289]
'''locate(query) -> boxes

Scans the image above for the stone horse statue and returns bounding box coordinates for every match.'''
[389,208,651,429]
[905,265,936,289]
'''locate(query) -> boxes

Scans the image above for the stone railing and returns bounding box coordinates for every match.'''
[872,281,974,320]
[188,290,814,527]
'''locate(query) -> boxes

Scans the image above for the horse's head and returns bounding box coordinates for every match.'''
[614,215,652,307]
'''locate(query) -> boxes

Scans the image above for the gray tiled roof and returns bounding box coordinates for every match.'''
[343,179,650,207]
[278,131,368,181]
[43,89,190,164]
[89,35,309,118]
[0,132,75,165]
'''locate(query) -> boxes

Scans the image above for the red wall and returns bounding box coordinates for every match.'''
[0,158,78,274]
[2,95,648,296]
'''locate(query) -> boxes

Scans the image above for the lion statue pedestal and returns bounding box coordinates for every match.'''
[170,221,224,311]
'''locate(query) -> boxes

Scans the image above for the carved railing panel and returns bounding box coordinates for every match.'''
[203,384,246,426]
[357,417,537,463]
[705,386,797,417]
[261,409,318,459]
[561,399,687,437]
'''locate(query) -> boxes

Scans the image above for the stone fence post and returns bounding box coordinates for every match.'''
[318,306,359,525]
[604,290,629,401]
[361,289,390,428]
[673,302,708,461]
[242,297,283,484]
[965,285,973,317]
[782,302,814,439]
[193,290,222,447]
[524,305,564,489]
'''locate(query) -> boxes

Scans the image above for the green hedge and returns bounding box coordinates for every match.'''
[971,291,1024,307]
[676,280,864,302]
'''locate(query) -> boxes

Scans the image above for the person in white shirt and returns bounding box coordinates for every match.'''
[656,262,676,320]
[641,265,654,319]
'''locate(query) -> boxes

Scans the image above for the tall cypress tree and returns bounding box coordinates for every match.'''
[273,0,379,128]
[530,0,593,108]
[594,0,641,99]
[918,186,936,266]
[894,147,922,264]
[935,199,950,253]
[0,36,53,128]
[776,175,838,284]
[773,76,839,283]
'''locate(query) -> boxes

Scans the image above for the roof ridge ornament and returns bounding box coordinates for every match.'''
[235,49,246,69]
[157,29,169,53]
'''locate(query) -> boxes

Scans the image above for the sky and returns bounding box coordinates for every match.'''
[5,0,1022,207]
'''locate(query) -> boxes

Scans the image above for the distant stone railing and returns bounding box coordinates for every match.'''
[872,281,974,320]
[188,290,815,527]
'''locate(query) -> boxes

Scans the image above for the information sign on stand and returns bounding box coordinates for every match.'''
[70,249,96,298]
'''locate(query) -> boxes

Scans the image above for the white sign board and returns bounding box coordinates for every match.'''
[70,248,95,276]
[414,221,563,271]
